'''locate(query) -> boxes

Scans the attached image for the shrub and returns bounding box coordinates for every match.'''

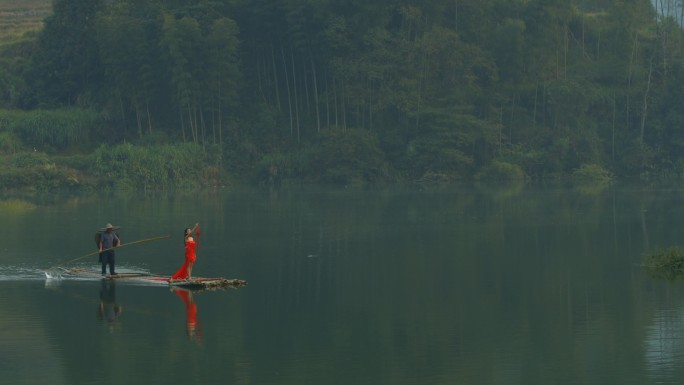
[0,132,22,153]
[0,108,102,150]
[300,128,390,185]
[93,142,207,189]
[11,151,51,168]
[476,161,526,181]
[572,163,613,182]
[254,151,296,186]
[0,199,37,212]
[645,246,684,280]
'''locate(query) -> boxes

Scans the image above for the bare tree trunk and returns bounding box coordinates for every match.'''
[303,57,311,117]
[369,78,373,130]
[135,106,143,140]
[187,103,196,143]
[359,94,363,129]
[281,45,294,138]
[454,0,458,32]
[180,108,187,142]
[257,48,268,104]
[532,84,538,131]
[611,93,616,162]
[509,94,516,144]
[333,77,339,128]
[218,84,223,145]
[342,81,347,130]
[200,106,207,148]
[146,102,153,135]
[626,32,639,131]
[118,94,128,137]
[290,47,300,142]
[325,72,330,129]
[271,41,281,111]
[639,57,654,146]
[312,58,321,133]
[563,24,568,78]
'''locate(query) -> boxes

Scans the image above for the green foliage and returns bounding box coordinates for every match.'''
[572,163,613,182]
[645,246,684,280]
[407,111,498,181]
[254,151,296,186]
[300,128,390,185]
[0,108,102,150]
[0,131,22,153]
[4,0,684,186]
[92,142,208,189]
[476,161,526,181]
[0,150,85,192]
[24,0,104,106]
[0,199,37,212]
[10,151,51,168]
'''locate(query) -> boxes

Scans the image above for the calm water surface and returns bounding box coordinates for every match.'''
[2,184,684,385]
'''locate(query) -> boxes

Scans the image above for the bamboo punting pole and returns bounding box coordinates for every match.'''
[45,235,170,271]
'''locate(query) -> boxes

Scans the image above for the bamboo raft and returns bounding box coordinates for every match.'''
[51,268,247,290]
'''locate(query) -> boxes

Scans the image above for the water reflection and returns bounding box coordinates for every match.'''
[645,303,684,383]
[172,287,202,342]
[97,280,122,330]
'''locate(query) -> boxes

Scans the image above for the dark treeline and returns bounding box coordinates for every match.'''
[2,0,684,187]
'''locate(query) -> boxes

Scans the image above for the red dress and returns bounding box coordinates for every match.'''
[174,289,201,340]
[171,238,196,280]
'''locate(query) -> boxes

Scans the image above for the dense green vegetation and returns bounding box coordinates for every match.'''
[1,0,684,189]
[645,246,684,279]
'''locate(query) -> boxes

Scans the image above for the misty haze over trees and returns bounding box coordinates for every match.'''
[1,0,684,189]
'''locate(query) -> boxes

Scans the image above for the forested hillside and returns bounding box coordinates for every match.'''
[1,0,684,189]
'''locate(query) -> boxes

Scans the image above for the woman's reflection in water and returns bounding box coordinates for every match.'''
[172,287,202,342]
[97,280,122,331]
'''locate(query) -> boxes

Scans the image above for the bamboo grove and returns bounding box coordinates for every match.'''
[2,0,684,186]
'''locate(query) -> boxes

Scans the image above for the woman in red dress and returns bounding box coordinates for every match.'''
[171,223,199,280]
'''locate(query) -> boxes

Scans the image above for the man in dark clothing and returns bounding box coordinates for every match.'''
[99,223,120,276]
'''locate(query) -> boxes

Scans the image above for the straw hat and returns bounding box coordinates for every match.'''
[99,224,121,232]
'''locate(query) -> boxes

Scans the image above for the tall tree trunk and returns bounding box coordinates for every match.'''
[612,93,616,162]
[200,106,206,148]
[532,84,538,131]
[135,103,143,139]
[368,78,373,130]
[187,103,196,143]
[333,77,339,128]
[312,58,321,133]
[290,47,300,142]
[325,72,330,129]
[146,102,153,135]
[180,108,187,142]
[281,46,294,138]
[218,84,223,145]
[257,47,268,104]
[639,57,654,146]
[271,41,281,111]
[626,32,640,131]
[118,94,128,137]
[342,81,347,130]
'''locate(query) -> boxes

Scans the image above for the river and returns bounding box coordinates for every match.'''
[1,183,684,385]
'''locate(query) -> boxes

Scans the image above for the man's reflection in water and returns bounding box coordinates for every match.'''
[172,287,202,342]
[97,279,122,331]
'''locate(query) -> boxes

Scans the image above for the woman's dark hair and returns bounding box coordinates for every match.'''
[184,228,191,243]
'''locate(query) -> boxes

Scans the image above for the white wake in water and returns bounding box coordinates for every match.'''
[0,265,51,281]
[0,264,153,282]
